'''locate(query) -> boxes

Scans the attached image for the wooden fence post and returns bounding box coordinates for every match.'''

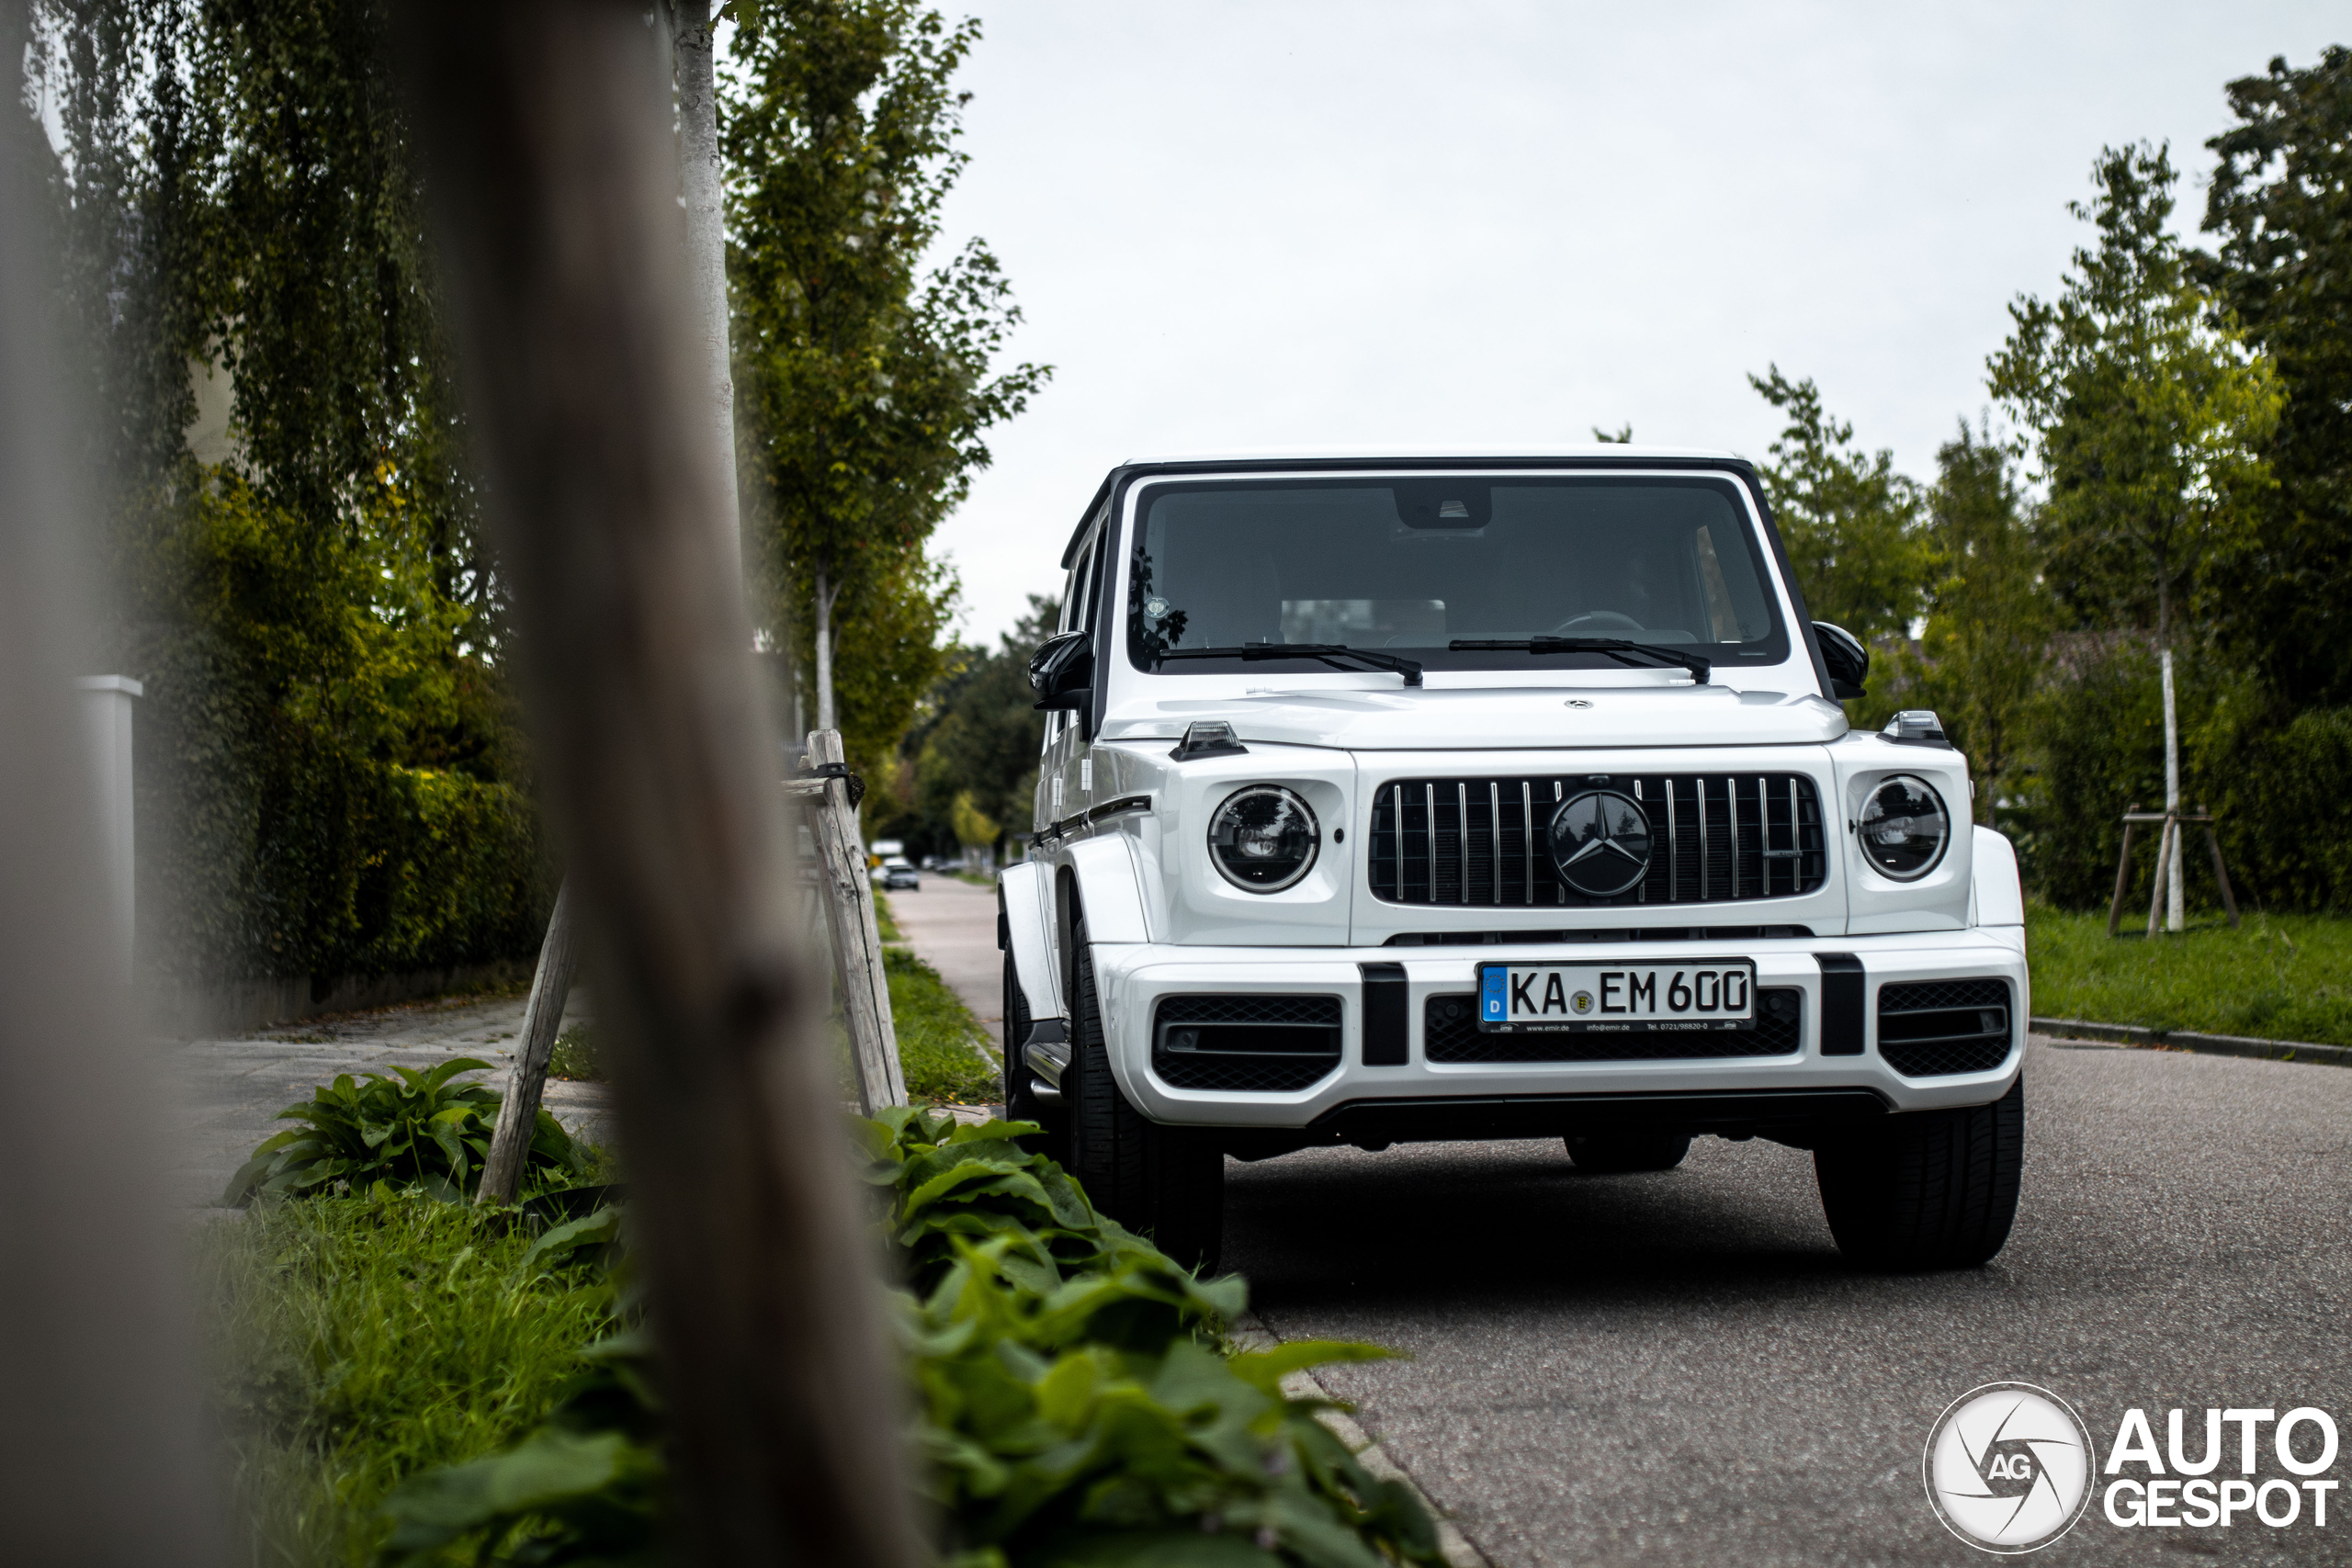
[478,875,580,1205]
[805,728,905,1113]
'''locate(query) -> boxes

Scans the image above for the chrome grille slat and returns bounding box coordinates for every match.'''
[1368,773,1827,908]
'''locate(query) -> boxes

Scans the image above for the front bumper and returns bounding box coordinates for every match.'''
[1083,928,2028,1136]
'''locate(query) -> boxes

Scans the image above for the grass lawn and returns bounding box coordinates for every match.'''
[874,888,1000,1104]
[203,1195,614,1566]
[2027,907,2352,1047]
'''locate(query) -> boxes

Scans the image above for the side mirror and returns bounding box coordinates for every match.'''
[1029,630,1093,712]
[1813,622,1869,701]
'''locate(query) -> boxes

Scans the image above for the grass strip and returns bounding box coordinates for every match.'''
[202,1194,616,1567]
[2027,908,2352,1047]
[886,944,1001,1104]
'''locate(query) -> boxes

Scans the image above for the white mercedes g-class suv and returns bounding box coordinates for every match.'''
[996,451,2026,1274]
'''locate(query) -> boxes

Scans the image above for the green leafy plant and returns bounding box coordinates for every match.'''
[379,1110,1442,1567]
[224,1058,585,1205]
[868,1108,1442,1568]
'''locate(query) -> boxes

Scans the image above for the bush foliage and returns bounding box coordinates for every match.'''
[376,1111,1442,1568]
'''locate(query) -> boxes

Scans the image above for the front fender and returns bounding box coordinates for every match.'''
[999,862,1064,1024]
[1066,834,1151,943]
[1968,826,2024,928]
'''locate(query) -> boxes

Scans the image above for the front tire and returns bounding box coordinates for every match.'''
[1002,953,1069,1168]
[1565,1133,1690,1173]
[1815,1077,2023,1270]
[1065,915,1224,1271]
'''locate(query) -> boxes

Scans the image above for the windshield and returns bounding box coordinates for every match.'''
[1125,474,1790,677]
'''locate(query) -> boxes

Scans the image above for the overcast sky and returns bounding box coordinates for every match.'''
[920,3,2344,647]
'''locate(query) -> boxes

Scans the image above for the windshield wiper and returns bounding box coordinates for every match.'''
[1155,643,1423,686]
[1450,637,1711,684]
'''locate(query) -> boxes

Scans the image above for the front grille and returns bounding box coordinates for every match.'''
[1368,773,1827,908]
[1152,995,1342,1093]
[1422,987,1803,1063]
[1877,978,2013,1077]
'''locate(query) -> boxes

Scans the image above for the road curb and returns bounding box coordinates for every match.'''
[1232,1312,1491,1568]
[2032,1015,2352,1069]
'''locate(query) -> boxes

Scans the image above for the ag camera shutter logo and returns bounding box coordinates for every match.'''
[1923,1382,2096,1552]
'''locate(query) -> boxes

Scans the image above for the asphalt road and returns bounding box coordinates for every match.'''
[888,887,2352,1564]
[1226,1042,2352,1566]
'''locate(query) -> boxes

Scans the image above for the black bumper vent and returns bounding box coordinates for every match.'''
[1422,987,1803,1063]
[1877,978,2014,1077]
[1369,773,1827,908]
[1152,995,1342,1093]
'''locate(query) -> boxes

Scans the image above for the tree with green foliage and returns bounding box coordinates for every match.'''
[2199,47,2352,706]
[883,594,1057,860]
[1747,367,1929,650]
[31,0,544,985]
[724,0,1048,765]
[1988,143,2279,651]
[1891,426,2049,827]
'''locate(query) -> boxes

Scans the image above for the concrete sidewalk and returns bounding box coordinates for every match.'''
[881,874,1003,1036]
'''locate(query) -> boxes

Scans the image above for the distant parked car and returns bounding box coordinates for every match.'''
[880,856,921,891]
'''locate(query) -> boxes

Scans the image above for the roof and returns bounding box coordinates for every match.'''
[1118,443,1745,465]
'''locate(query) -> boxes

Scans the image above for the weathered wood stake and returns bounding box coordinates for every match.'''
[806,728,906,1112]
[478,875,581,1204]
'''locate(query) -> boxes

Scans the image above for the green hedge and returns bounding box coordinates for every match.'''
[137,643,550,986]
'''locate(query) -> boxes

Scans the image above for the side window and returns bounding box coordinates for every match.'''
[1048,539,1096,745]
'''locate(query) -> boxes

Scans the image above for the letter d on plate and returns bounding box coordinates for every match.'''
[1482,967,1507,1022]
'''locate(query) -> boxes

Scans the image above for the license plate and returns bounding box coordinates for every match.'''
[1476,959,1757,1032]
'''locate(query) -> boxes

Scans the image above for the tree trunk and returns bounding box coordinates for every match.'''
[477,876,581,1205]
[390,9,916,1566]
[813,558,838,730]
[669,0,741,578]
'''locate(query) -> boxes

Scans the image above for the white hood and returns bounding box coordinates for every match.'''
[1100,682,1849,751]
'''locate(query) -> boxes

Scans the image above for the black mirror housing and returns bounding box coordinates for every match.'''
[1029,630,1094,712]
[1812,621,1869,701]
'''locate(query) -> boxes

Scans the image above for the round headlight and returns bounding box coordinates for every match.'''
[1208,785,1319,892]
[1858,774,1951,880]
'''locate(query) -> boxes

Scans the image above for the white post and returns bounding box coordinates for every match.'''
[75,675,141,977]
[2160,649,2183,933]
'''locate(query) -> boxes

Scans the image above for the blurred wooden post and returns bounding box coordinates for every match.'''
[478,876,580,1204]
[391,6,916,1565]
[804,728,904,1113]
[0,6,219,1550]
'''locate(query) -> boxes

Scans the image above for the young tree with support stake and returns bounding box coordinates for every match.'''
[724,0,1046,754]
[1989,142,2278,934]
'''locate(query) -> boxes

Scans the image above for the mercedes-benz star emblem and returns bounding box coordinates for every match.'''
[1548,789,1653,897]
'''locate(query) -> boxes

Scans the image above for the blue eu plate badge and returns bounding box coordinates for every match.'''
[1481,966,1508,1023]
